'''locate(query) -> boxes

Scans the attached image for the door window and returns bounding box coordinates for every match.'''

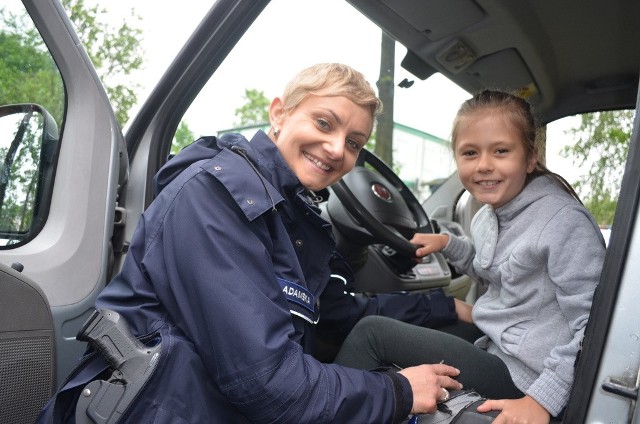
[0,2,64,246]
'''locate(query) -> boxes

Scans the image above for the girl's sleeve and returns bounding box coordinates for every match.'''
[441,233,484,282]
[527,205,605,416]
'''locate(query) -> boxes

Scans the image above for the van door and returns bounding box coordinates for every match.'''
[0,0,125,386]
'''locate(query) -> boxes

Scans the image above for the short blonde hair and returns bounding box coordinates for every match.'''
[281,63,382,118]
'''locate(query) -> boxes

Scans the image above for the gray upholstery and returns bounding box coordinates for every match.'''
[0,263,55,424]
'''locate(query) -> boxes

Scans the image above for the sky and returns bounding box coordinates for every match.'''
[94,0,581,183]
[118,0,470,138]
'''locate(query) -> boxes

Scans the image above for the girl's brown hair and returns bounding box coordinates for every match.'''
[451,89,581,203]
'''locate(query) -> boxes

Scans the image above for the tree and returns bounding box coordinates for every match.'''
[0,10,65,123]
[0,1,144,127]
[171,121,196,155]
[0,10,64,236]
[374,32,395,165]
[62,0,144,126]
[561,110,633,224]
[234,89,270,127]
[0,1,144,236]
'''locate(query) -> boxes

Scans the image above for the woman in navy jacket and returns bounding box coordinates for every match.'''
[40,63,461,423]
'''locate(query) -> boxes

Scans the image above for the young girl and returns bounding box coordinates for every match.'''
[335,90,606,423]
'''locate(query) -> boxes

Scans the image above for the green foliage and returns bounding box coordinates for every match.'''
[584,193,617,226]
[0,113,43,239]
[0,10,64,123]
[561,110,633,224]
[171,121,195,155]
[234,89,270,127]
[0,1,144,240]
[62,0,144,126]
[0,1,144,127]
[0,9,62,240]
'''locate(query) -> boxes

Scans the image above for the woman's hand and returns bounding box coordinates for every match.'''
[476,395,551,424]
[399,363,463,414]
[410,233,449,258]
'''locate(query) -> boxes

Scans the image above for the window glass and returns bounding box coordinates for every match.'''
[0,2,64,246]
[547,110,634,246]
[179,0,469,202]
[175,0,631,231]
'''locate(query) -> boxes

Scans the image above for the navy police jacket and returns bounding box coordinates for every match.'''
[39,131,455,423]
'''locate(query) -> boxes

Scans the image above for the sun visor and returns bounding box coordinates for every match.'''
[401,50,438,80]
[463,49,539,98]
[381,0,484,40]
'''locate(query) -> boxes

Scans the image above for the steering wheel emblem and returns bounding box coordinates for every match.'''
[371,183,392,202]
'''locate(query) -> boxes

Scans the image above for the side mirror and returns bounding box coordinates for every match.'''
[0,104,59,246]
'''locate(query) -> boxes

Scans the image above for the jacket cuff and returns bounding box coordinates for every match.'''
[526,369,571,417]
[441,232,469,260]
[381,370,413,423]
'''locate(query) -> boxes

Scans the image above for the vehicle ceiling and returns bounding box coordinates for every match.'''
[347,0,640,124]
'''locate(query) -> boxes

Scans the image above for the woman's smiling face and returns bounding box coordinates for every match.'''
[270,94,373,191]
[454,112,537,209]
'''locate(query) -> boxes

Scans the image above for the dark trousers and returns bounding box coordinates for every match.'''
[334,315,523,400]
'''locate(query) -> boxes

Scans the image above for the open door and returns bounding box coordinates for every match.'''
[0,0,126,387]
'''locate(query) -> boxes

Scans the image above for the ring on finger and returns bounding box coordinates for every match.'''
[438,388,450,403]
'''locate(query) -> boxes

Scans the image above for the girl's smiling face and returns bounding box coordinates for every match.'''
[270,94,373,191]
[454,112,537,209]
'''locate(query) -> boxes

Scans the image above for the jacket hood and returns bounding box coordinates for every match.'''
[496,174,571,223]
[153,133,261,196]
[153,131,322,213]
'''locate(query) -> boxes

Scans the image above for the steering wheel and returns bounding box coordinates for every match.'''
[328,149,433,257]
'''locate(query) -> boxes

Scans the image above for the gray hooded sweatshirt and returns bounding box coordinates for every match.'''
[443,174,605,416]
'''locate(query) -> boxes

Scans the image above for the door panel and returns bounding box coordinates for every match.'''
[2,0,124,386]
[568,90,640,422]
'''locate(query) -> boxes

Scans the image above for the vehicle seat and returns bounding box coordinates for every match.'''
[0,262,55,424]
[453,191,485,302]
[454,190,484,236]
